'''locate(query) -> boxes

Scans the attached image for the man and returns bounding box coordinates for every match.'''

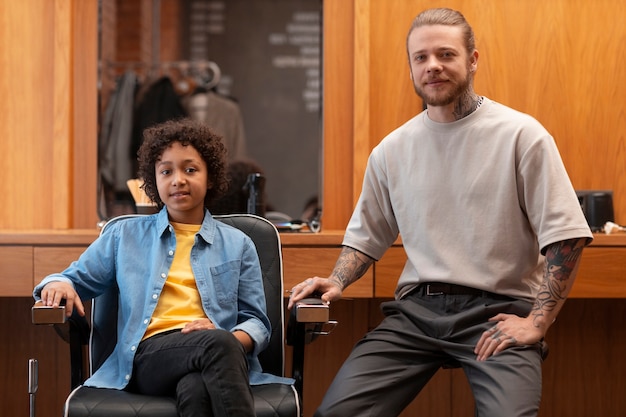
[288,8,592,417]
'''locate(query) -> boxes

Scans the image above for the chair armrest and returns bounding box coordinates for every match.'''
[32,301,66,324]
[294,297,329,323]
[286,298,335,346]
[286,297,337,399]
[31,301,91,389]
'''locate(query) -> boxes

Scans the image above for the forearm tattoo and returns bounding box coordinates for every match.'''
[531,238,587,327]
[329,246,375,290]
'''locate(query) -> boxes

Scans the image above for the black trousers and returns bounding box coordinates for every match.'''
[129,328,255,417]
[315,289,544,417]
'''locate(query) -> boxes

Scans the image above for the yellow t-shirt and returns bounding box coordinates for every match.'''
[143,222,206,340]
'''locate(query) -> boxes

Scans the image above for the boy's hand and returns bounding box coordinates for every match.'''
[181,318,216,333]
[41,281,85,317]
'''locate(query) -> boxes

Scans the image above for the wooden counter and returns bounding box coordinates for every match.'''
[0,228,372,298]
[1,229,625,417]
[376,233,626,298]
[1,229,624,298]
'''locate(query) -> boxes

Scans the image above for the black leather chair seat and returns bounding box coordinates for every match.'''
[67,383,298,417]
[66,387,176,417]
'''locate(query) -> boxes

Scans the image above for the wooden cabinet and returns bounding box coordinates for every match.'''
[0,247,33,296]
[571,241,626,297]
[282,246,373,298]
[32,247,86,284]
[376,235,626,299]
[2,230,624,298]
[1,230,625,417]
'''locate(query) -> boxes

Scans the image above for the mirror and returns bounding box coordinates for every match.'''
[98,0,322,222]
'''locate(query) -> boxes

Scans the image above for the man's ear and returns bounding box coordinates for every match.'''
[469,49,479,73]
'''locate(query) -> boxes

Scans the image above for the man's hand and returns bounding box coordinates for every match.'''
[288,246,374,309]
[287,277,343,309]
[41,281,85,318]
[474,313,545,361]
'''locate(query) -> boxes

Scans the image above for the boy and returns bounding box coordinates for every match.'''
[34,118,287,417]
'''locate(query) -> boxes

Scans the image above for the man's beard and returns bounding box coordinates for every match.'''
[413,71,472,107]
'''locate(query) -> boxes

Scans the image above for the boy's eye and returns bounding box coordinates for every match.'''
[160,169,171,176]
[186,167,197,173]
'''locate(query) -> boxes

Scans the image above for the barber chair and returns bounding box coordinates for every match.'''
[32,214,334,417]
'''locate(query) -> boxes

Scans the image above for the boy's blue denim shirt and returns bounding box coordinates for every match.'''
[33,208,293,388]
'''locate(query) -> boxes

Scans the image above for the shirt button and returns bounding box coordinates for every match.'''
[161,273,167,279]
[169,250,174,256]
[143,319,149,324]
[125,374,131,381]
[152,294,158,299]
[130,345,136,351]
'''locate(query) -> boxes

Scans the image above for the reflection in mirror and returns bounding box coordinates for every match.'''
[98,0,322,223]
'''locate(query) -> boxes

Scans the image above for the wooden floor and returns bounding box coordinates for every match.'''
[1,297,624,417]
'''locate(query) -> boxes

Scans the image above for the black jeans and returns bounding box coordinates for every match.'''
[129,329,254,417]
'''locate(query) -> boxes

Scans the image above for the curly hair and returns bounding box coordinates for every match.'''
[137,118,229,209]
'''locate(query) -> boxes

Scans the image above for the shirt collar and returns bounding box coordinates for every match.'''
[155,206,216,244]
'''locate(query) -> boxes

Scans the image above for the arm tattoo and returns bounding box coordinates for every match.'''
[530,237,587,327]
[329,246,375,290]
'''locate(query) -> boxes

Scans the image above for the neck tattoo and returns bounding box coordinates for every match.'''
[475,95,484,110]
[453,95,483,120]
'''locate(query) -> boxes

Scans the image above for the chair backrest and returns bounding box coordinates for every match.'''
[89,213,285,378]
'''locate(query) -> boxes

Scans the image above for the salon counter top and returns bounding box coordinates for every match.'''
[3,228,623,246]
[1,229,624,298]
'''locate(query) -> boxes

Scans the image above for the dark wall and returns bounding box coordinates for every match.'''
[185,0,323,219]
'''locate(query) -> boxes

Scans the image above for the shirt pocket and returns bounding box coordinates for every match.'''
[209,260,240,305]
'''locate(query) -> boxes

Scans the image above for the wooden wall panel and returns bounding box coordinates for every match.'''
[0,1,57,229]
[321,0,356,230]
[470,0,626,225]
[0,298,71,417]
[284,299,373,417]
[0,0,98,230]
[72,0,99,229]
[540,299,626,417]
[327,0,626,228]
